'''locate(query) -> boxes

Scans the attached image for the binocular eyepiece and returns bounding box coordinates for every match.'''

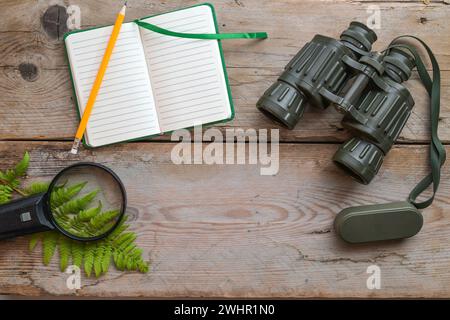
[257,22,416,185]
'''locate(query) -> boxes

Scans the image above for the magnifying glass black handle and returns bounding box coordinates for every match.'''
[0,193,53,240]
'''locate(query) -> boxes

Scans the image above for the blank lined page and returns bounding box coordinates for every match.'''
[139,5,232,132]
[65,22,160,147]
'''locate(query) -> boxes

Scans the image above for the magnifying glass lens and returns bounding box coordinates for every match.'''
[49,164,125,240]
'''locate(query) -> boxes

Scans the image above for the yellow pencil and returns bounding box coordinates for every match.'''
[70,3,127,154]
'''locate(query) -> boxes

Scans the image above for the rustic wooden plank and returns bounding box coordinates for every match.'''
[0,141,449,297]
[0,0,449,142]
[0,64,448,143]
[1,1,449,69]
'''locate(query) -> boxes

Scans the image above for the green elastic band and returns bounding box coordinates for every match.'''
[387,36,446,209]
[134,19,268,40]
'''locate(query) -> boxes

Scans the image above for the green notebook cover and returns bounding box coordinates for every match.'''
[64,3,235,148]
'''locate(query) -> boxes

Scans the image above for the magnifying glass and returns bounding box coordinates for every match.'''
[0,162,126,241]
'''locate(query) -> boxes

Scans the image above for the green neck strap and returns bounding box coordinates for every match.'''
[134,19,268,40]
[387,36,446,210]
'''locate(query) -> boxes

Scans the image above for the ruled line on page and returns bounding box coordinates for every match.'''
[90,104,153,122]
[151,51,213,67]
[154,72,216,91]
[91,120,156,136]
[150,55,213,72]
[142,13,206,27]
[82,76,147,94]
[73,37,138,54]
[70,28,136,45]
[160,104,223,120]
[158,98,223,115]
[139,5,231,132]
[157,92,220,109]
[149,43,212,60]
[65,22,161,147]
[92,95,152,111]
[78,53,141,69]
[152,62,215,84]
[162,111,224,126]
[81,69,151,86]
[156,79,219,96]
[78,62,146,81]
[93,126,157,142]
[89,111,156,130]
[152,68,217,84]
[94,87,151,104]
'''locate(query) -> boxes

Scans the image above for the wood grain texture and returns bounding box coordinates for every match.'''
[0,141,449,298]
[0,0,449,142]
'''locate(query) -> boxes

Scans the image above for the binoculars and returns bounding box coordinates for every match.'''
[257,22,416,185]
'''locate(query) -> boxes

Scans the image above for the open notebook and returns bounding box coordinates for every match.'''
[64,4,233,148]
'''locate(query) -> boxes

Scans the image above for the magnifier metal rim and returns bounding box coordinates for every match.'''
[44,162,127,242]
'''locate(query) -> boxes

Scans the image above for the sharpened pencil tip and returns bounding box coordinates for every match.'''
[70,138,81,155]
[124,1,128,6]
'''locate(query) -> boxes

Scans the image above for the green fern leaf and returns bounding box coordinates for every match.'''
[113,232,135,248]
[77,201,102,222]
[24,182,49,195]
[107,217,129,240]
[71,240,84,267]
[42,232,58,265]
[14,151,30,177]
[0,152,30,189]
[113,252,124,270]
[54,189,98,216]
[29,233,41,251]
[0,185,13,204]
[118,233,137,251]
[94,245,105,277]
[50,181,87,209]
[89,209,120,230]
[138,261,149,273]
[101,245,112,274]
[83,243,96,277]
[58,235,72,272]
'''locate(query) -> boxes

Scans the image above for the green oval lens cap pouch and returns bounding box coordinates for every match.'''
[335,201,423,243]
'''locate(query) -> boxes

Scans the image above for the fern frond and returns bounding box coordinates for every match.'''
[29,233,41,251]
[58,234,72,272]
[0,152,29,188]
[76,201,102,222]
[101,245,112,274]
[89,209,120,230]
[138,261,149,273]
[0,185,13,204]
[42,232,58,265]
[112,232,135,248]
[24,182,49,195]
[107,217,129,240]
[54,189,98,216]
[71,240,84,267]
[94,245,105,277]
[14,151,30,177]
[83,243,96,277]
[50,181,87,209]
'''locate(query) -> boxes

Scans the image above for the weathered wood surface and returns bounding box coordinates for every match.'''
[0,0,449,142]
[0,142,450,298]
[0,0,449,298]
